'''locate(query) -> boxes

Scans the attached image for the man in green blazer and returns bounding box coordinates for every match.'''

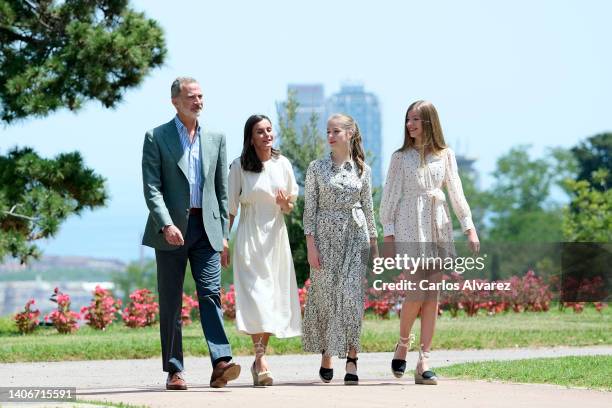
[142,77,240,390]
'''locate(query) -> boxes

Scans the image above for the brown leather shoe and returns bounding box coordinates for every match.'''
[166,371,187,390]
[210,361,241,388]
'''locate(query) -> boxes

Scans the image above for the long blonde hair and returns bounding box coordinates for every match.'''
[328,113,366,177]
[398,100,447,165]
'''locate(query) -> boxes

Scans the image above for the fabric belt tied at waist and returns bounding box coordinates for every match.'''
[319,203,364,227]
[422,188,449,243]
[351,203,364,227]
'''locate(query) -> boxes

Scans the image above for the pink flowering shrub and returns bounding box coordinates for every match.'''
[220,285,236,319]
[14,299,40,334]
[298,279,311,316]
[122,288,159,328]
[438,270,553,317]
[560,301,608,313]
[438,273,465,317]
[181,293,199,325]
[45,287,80,334]
[80,286,122,330]
[368,269,602,317]
[594,302,608,312]
[365,299,393,318]
[548,274,607,313]
[508,271,552,312]
[364,273,405,318]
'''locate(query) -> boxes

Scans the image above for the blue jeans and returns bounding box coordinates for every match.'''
[155,214,232,372]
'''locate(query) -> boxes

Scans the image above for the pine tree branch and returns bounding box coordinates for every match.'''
[0,26,35,44]
[2,205,39,221]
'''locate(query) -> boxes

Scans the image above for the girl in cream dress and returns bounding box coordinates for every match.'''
[380,100,480,385]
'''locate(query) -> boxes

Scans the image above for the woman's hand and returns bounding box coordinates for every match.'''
[466,229,480,255]
[221,239,231,268]
[276,189,293,213]
[382,235,395,259]
[306,235,322,270]
[370,238,379,261]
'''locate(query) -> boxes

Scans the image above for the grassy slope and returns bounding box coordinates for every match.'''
[437,355,612,391]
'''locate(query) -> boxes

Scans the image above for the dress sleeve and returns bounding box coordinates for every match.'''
[303,161,318,236]
[443,148,475,233]
[360,166,378,239]
[227,159,241,217]
[379,151,404,236]
[284,157,299,203]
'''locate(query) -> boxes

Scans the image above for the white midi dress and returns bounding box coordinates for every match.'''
[228,155,302,338]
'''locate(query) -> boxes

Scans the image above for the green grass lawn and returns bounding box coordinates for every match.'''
[0,306,609,363]
[437,355,612,391]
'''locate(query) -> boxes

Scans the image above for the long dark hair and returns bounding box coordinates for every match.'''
[240,114,280,173]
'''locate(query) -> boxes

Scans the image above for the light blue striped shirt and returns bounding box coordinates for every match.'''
[174,115,203,209]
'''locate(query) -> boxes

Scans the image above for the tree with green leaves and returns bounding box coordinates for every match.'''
[486,145,573,243]
[454,169,489,238]
[276,91,326,285]
[0,0,166,122]
[563,168,611,242]
[571,133,611,191]
[467,146,577,280]
[0,148,107,262]
[0,0,166,262]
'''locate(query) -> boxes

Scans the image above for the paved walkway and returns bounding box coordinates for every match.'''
[1,346,610,407]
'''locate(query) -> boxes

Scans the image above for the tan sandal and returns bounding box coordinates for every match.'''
[251,337,273,386]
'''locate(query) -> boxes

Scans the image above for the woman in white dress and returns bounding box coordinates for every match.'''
[380,101,480,385]
[228,114,302,386]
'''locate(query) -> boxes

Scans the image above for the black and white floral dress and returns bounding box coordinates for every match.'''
[302,156,377,357]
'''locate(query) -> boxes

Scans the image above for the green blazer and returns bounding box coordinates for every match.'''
[141,118,229,252]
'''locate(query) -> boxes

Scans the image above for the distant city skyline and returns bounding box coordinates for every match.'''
[277,82,384,186]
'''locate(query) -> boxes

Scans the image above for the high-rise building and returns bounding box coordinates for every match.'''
[277,84,479,191]
[456,154,477,178]
[327,83,383,187]
[276,84,326,139]
[277,82,384,186]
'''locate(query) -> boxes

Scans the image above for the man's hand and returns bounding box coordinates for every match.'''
[163,225,184,246]
[221,238,230,268]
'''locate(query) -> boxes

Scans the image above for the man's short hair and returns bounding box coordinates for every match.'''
[171,77,198,98]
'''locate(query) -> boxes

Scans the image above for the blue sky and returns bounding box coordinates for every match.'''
[1,0,610,262]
